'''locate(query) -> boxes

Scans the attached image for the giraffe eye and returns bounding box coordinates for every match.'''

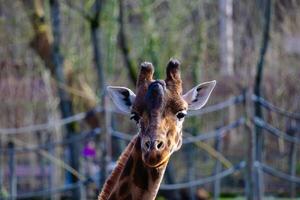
[130,113,140,123]
[176,111,187,120]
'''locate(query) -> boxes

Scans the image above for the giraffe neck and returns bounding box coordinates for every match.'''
[98,135,168,200]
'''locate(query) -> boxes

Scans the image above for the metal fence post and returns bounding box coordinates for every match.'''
[244,90,255,200]
[245,120,255,200]
[213,132,222,200]
[287,125,297,198]
[0,139,4,198]
[8,141,16,200]
[99,95,112,188]
[0,140,3,197]
[48,136,55,200]
[187,143,195,200]
[37,131,46,200]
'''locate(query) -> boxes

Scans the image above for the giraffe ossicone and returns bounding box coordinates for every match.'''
[98,59,216,200]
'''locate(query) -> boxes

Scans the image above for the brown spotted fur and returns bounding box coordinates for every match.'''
[98,136,137,200]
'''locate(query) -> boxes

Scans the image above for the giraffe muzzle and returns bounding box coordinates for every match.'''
[141,137,170,168]
[143,139,165,152]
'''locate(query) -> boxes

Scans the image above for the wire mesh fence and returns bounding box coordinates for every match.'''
[0,92,299,199]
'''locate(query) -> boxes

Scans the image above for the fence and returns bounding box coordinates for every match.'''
[0,91,299,199]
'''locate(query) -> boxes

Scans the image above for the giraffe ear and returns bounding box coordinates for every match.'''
[182,80,216,111]
[107,86,136,114]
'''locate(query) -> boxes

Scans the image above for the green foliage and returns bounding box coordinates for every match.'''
[156,196,167,200]
[296,161,300,174]
[0,188,9,199]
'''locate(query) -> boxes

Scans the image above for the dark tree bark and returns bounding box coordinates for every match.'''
[118,0,137,86]
[253,0,272,199]
[88,0,112,187]
[49,0,80,199]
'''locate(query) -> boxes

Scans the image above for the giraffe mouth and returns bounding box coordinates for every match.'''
[142,152,170,168]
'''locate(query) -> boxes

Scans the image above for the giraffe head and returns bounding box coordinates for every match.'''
[107,59,216,168]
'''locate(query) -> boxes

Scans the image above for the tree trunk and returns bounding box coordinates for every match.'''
[219,0,237,155]
[253,0,272,198]
[88,0,112,188]
[49,0,80,199]
[219,0,234,75]
[118,0,137,86]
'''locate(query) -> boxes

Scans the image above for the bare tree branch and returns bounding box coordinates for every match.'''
[22,0,55,74]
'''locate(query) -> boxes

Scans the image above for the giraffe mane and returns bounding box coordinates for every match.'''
[98,135,138,200]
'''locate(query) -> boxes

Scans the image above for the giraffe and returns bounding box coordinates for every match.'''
[98,59,216,200]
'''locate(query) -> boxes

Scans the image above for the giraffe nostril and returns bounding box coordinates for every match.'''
[143,139,165,151]
[155,140,164,150]
[145,141,151,150]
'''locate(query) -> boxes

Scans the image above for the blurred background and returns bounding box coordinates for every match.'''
[0,0,299,199]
